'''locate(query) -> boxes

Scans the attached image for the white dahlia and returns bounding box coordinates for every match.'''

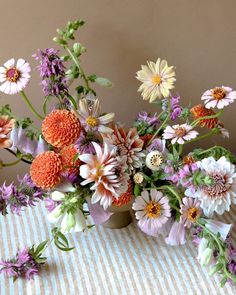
[185,156,236,216]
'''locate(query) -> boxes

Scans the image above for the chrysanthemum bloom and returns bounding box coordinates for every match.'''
[79,142,129,210]
[163,123,199,145]
[201,86,236,109]
[136,58,176,102]
[42,109,81,148]
[0,116,15,148]
[146,151,164,171]
[190,104,219,129]
[132,189,171,236]
[103,125,145,171]
[112,180,133,207]
[0,58,31,95]
[180,197,201,228]
[77,98,114,133]
[30,151,63,189]
[185,156,236,216]
[59,145,80,175]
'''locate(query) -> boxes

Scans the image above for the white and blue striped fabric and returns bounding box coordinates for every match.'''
[0,202,235,295]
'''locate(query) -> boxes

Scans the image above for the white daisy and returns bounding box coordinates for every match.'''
[136,58,176,102]
[201,86,236,109]
[185,156,236,216]
[0,58,31,95]
[162,123,199,145]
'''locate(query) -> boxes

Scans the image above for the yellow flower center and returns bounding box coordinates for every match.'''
[86,116,99,127]
[187,207,200,222]
[6,67,20,82]
[146,201,161,218]
[152,75,162,85]
[175,127,187,137]
[150,153,163,167]
[212,87,226,100]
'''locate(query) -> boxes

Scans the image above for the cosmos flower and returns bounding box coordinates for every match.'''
[185,156,236,216]
[180,197,201,228]
[77,98,114,133]
[163,123,199,144]
[103,125,145,171]
[190,104,219,129]
[0,115,15,148]
[136,58,176,102]
[132,189,171,236]
[0,58,31,95]
[42,109,81,148]
[79,142,129,210]
[201,86,236,109]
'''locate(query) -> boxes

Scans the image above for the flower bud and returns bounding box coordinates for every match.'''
[95,77,113,88]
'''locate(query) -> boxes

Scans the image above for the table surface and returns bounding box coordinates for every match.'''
[0,202,235,295]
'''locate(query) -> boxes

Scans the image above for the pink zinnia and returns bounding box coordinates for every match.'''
[163,123,198,145]
[132,189,171,236]
[180,197,201,228]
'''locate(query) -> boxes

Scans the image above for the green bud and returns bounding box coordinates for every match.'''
[95,77,113,88]
[134,184,141,197]
[56,29,63,36]
[73,43,82,55]
[53,37,67,45]
[209,263,223,276]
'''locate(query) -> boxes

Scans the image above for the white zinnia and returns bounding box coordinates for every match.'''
[136,58,176,102]
[185,156,236,216]
[0,58,31,95]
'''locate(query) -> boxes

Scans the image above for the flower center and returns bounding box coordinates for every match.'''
[86,116,99,127]
[204,173,228,198]
[152,75,162,85]
[6,67,20,82]
[175,127,186,137]
[187,207,200,222]
[212,87,226,100]
[146,201,161,218]
[150,153,163,167]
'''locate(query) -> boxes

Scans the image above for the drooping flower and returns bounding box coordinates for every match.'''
[132,189,171,236]
[165,221,186,246]
[103,125,145,171]
[185,156,236,216]
[197,238,213,266]
[146,150,164,171]
[33,48,68,97]
[205,220,232,241]
[86,197,113,225]
[30,151,63,189]
[77,98,114,133]
[201,86,236,109]
[42,109,81,148]
[59,145,80,175]
[190,104,219,129]
[79,142,129,210]
[180,197,201,228]
[136,58,176,102]
[0,115,15,148]
[163,123,199,144]
[0,58,31,95]
[112,180,133,207]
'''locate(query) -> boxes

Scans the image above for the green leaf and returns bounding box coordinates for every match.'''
[209,263,223,276]
[134,184,141,197]
[43,96,51,115]
[34,241,48,256]
[67,94,78,110]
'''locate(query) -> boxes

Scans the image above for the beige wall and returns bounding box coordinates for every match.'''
[1,0,236,182]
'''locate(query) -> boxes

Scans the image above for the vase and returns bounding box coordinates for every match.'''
[102,201,133,229]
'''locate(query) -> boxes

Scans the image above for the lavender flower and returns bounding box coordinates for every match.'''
[137,111,160,128]
[161,96,182,121]
[75,130,100,154]
[33,48,68,97]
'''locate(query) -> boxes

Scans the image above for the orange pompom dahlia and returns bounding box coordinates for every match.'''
[30,151,62,189]
[190,104,219,129]
[60,145,80,175]
[112,180,133,207]
[42,109,81,148]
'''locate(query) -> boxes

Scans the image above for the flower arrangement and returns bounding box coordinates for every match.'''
[0,19,236,287]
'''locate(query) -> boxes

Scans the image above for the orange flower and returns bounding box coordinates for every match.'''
[42,109,81,148]
[112,180,133,207]
[30,151,62,189]
[60,145,80,175]
[183,155,195,166]
[190,104,219,129]
[0,115,15,148]
[140,134,153,147]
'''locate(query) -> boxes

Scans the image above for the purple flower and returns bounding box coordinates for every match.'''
[170,96,182,120]
[75,130,99,154]
[165,221,186,246]
[44,197,57,212]
[33,48,68,97]
[137,111,159,128]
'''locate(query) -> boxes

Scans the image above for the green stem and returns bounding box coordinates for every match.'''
[184,129,219,145]
[197,145,229,156]
[65,47,90,91]
[148,98,171,145]
[2,158,21,167]
[191,110,223,128]
[20,91,44,120]
[158,185,182,204]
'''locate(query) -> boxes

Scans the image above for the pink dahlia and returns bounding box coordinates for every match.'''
[103,125,145,171]
[132,189,171,236]
[180,197,201,228]
[79,142,129,210]
[163,123,198,144]
[201,86,236,109]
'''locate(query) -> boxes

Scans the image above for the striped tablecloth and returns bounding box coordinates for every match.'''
[0,202,235,295]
